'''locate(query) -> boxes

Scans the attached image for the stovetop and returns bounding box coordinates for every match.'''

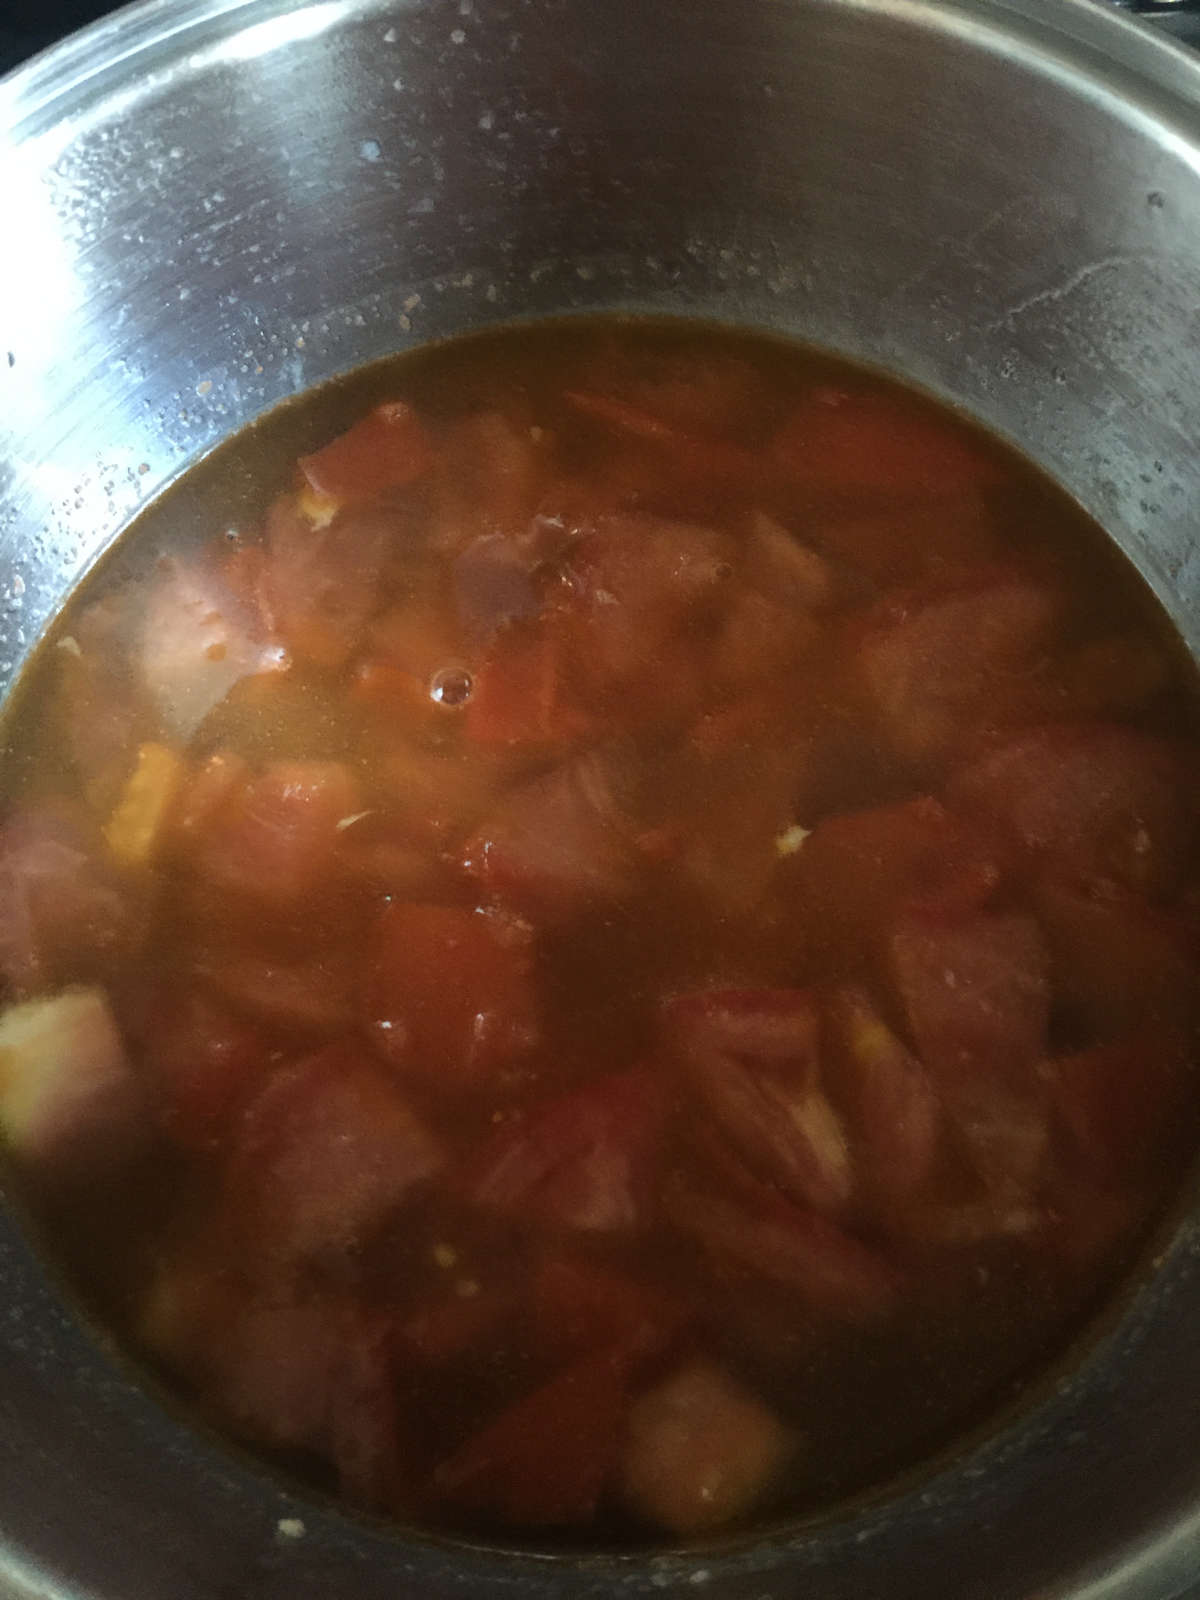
[3,0,1200,74]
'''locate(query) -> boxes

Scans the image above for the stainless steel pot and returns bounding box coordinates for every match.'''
[2,2,1200,1596]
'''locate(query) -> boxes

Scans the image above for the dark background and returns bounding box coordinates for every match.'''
[2,0,1200,75]
[0,0,130,74]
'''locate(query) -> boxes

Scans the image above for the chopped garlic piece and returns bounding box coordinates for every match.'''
[297,483,341,528]
[775,823,811,857]
[55,634,82,658]
[335,810,374,832]
[105,742,185,866]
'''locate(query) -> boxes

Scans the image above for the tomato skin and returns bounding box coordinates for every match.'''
[298,401,434,502]
[363,903,539,1089]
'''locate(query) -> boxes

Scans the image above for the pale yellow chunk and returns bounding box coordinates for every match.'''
[297,483,341,529]
[621,1358,797,1535]
[104,742,184,866]
[0,987,140,1174]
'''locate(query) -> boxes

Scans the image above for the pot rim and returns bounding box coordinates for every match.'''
[1,3,1200,1598]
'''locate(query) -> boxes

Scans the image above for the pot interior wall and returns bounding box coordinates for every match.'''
[1,2,1199,1598]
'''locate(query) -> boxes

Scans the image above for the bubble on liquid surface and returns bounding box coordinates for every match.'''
[429,666,472,707]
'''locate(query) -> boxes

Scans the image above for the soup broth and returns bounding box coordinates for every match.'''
[1,317,1197,1542]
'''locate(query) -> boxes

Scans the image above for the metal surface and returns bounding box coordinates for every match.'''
[2,1,1200,1596]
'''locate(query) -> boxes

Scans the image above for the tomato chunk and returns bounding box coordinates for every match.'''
[784,795,1001,974]
[298,401,434,502]
[854,566,1059,764]
[664,989,852,1215]
[461,749,640,922]
[434,1347,629,1526]
[464,619,596,750]
[141,990,268,1149]
[663,1171,899,1322]
[0,811,134,995]
[620,1358,794,1535]
[145,1267,404,1511]
[363,903,539,1089]
[559,514,737,726]
[947,723,1195,897]
[826,985,942,1207]
[812,497,997,586]
[1049,1032,1192,1182]
[531,1256,686,1365]
[1034,877,1198,1038]
[772,387,1000,502]
[227,1042,444,1266]
[469,1070,665,1233]
[261,495,397,668]
[889,911,1051,1193]
[186,759,361,915]
[890,911,1050,1082]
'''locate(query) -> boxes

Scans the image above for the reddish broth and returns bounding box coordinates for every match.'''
[1,317,1198,1543]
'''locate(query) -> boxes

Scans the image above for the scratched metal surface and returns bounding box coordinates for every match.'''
[1,2,1200,1598]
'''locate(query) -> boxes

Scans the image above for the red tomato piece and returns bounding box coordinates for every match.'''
[811,497,997,586]
[461,749,640,922]
[784,795,1002,974]
[452,530,548,643]
[464,619,596,750]
[195,948,357,1035]
[433,1349,629,1527]
[663,1172,899,1322]
[0,810,134,995]
[1048,1032,1192,1182]
[468,1070,665,1233]
[562,390,760,487]
[825,985,942,1208]
[890,911,1050,1080]
[772,387,1000,502]
[1034,877,1199,1038]
[141,990,269,1150]
[558,514,737,726]
[260,495,396,668]
[947,722,1196,898]
[399,1284,517,1366]
[172,751,249,845]
[187,759,361,915]
[663,989,852,1215]
[530,1256,686,1365]
[227,1041,444,1267]
[854,565,1060,764]
[428,409,550,547]
[363,903,539,1089]
[160,1272,404,1512]
[889,911,1051,1194]
[298,401,434,502]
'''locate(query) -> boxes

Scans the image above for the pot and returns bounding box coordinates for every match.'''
[2,1,1200,1596]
